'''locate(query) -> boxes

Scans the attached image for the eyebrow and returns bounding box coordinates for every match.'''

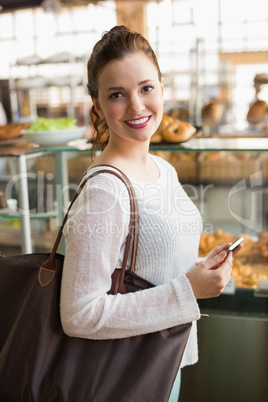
[106,79,153,92]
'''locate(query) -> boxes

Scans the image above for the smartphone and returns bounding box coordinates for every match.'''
[225,236,244,254]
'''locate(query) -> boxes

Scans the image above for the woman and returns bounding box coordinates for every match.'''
[60,25,241,401]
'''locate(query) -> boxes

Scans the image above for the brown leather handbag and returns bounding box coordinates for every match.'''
[0,166,192,402]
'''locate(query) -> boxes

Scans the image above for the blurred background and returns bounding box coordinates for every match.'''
[1,0,268,133]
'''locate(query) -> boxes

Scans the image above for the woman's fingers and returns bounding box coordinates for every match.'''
[215,243,232,254]
[216,252,233,283]
[205,242,232,260]
[205,250,227,270]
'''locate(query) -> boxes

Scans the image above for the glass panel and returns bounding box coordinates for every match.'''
[191,0,219,33]
[14,10,34,39]
[220,23,246,41]
[173,0,192,24]
[72,6,92,32]
[244,0,268,21]
[55,34,75,54]
[35,8,57,38]
[246,21,268,39]
[56,9,72,33]
[15,40,34,60]
[0,41,16,77]
[36,38,57,59]
[73,33,93,56]
[86,3,116,32]
[0,13,13,38]
[220,0,247,23]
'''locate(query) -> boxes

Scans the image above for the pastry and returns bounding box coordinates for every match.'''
[162,120,196,143]
[247,99,267,124]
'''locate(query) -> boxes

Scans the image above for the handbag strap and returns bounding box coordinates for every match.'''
[38,165,139,288]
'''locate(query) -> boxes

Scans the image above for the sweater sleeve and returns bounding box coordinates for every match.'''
[60,174,200,340]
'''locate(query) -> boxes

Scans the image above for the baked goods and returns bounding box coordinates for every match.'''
[150,132,162,143]
[231,259,253,288]
[162,120,196,143]
[232,258,268,288]
[92,129,109,146]
[151,113,196,143]
[199,229,235,256]
[199,151,261,183]
[247,99,267,124]
[158,114,174,131]
[199,229,268,288]
[201,100,224,127]
[202,151,225,161]
[254,73,268,86]
[151,114,173,143]
[169,108,189,121]
[0,123,29,141]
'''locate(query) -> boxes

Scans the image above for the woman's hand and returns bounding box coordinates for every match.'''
[206,242,242,260]
[186,249,234,299]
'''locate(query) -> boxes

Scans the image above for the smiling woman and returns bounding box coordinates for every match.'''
[87,25,163,156]
[60,25,240,402]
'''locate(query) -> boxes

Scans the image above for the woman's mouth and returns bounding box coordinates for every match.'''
[124,116,151,129]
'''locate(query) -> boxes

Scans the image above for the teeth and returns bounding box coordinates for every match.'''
[127,117,149,125]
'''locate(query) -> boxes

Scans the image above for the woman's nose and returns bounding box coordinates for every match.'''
[127,95,145,115]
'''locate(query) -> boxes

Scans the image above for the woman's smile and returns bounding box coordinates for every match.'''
[124,115,152,129]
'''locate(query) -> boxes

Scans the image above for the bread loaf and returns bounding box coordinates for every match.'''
[201,100,224,127]
[247,99,267,124]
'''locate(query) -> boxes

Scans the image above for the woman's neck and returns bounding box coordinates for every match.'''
[91,140,159,182]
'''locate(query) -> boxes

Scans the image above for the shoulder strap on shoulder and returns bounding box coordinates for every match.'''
[39,165,139,288]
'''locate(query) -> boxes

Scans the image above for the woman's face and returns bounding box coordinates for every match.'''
[93,52,164,144]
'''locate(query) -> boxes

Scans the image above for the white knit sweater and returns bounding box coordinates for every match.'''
[60,154,202,368]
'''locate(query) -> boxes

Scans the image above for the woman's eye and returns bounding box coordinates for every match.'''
[110,92,123,100]
[142,85,153,93]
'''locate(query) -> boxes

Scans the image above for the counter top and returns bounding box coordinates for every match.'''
[1,136,268,157]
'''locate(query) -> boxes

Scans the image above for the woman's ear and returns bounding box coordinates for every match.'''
[92,98,104,119]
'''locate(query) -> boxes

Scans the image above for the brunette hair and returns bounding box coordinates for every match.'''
[87,25,162,152]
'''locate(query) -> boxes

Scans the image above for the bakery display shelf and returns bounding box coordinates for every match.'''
[0,227,56,252]
[151,137,268,152]
[152,153,268,187]
[198,287,268,319]
[9,52,88,124]
[0,209,58,220]
[153,140,268,188]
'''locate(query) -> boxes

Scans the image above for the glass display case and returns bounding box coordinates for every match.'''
[0,143,92,255]
[152,137,268,299]
[1,137,268,301]
[150,137,268,402]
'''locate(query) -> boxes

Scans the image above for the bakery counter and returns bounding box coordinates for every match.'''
[198,231,268,319]
[197,229,268,320]
[180,315,268,402]
[175,139,268,401]
[150,136,268,151]
[198,288,268,319]
[151,137,268,186]
[151,138,268,321]
[0,141,92,254]
[1,136,267,402]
